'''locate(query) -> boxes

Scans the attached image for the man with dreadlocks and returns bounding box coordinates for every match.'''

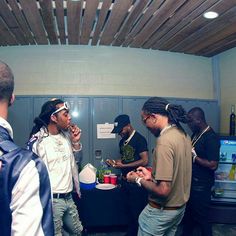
[127,97,192,236]
[28,99,83,236]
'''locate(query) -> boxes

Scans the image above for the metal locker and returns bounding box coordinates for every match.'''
[63,96,91,168]
[92,97,120,169]
[8,96,33,148]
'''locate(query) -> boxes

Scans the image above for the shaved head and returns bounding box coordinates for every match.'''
[188,107,206,123]
[0,61,14,102]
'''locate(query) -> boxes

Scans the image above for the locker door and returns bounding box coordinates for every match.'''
[122,97,149,139]
[8,96,33,148]
[173,99,219,134]
[92,97,120,169]
[63,96,90,168]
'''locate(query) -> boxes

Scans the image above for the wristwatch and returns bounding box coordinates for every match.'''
[135,177,143,187]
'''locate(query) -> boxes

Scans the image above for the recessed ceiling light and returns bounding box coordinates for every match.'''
[203,11,219,19]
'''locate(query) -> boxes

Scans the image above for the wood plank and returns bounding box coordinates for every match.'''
[112,0,150,46]
[182,17,236,56]
[0,17,18,45]
[80,0,99,45]
[67,0,82,44]
[0,0,27,45]
[123,0,164,47]
[142,0,206,49]
[157,0,235,51]
[203,38,236,57]
[91,0,112,46]
[198,32,236,57]
[99,0,133,45]
[0,41,7,47]
[184,9,236,54]
[39,0,58,44]
[55,0,66,44]
[170,1,236,53]
[152,0,219,50]
[19,0,48,44]
[7,0,35,44]
[0,32,8,46]
[129,0,188,48]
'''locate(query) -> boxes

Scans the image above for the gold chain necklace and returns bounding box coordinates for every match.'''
[192,125,210,147]
[124,130,136,146]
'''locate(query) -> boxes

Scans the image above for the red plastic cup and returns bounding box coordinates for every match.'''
[110,174,117,185]
[103,175,110,183]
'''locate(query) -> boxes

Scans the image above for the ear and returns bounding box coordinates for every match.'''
[50,114,58,123]
[152,114,158,123]
[9,94,15,106]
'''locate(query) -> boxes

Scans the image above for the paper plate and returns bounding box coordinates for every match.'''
[95,183,116,190]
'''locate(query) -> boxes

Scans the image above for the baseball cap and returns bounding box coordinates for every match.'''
[111,114,130,134]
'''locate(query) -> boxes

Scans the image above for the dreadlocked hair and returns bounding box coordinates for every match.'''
[30,98,64,137]
[142,97,188,135]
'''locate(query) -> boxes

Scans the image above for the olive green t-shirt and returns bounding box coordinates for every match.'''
[149,126,192,207]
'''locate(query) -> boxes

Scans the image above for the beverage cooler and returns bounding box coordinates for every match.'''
[209,135,236,224]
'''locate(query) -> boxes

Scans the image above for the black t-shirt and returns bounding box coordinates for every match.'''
[192,128,220,185]
[119,131,148,177]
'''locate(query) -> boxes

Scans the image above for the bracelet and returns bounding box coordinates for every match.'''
[193,155,197,163]
[135,177,143,187]
[72,141,81,145]
[72,141,82,152]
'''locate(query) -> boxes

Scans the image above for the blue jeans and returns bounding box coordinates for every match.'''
[53,195,83,236]
[138,204,186,236]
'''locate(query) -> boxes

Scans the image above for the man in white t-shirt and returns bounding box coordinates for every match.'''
[28,98,83,236]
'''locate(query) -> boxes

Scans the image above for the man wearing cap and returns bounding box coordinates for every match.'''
[108,114,149,236]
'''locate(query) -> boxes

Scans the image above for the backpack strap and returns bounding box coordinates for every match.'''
[0,126,19,153]
[0,140,19,153]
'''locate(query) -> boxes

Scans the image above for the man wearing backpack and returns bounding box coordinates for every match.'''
[0,60,54,236]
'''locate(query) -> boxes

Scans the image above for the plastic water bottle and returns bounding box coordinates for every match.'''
[230,105,235,136]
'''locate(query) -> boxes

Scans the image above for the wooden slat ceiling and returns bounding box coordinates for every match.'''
[1,0,236,57]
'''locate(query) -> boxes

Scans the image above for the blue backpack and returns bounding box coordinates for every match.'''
[0,126,54,236]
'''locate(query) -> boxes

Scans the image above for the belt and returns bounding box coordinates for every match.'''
[148,201,183,210]
[53,192,72,199]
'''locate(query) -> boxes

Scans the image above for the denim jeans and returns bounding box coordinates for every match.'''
[121,180,148,236]
[53,195,83,236]
[138,204,186,236]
